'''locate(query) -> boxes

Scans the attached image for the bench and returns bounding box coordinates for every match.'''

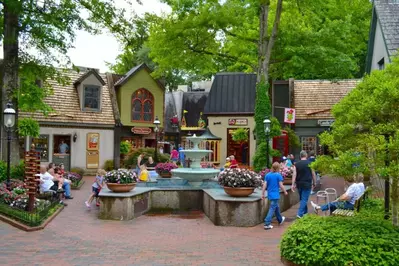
[332,188,370,217]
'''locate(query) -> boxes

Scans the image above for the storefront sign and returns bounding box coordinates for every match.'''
[87,133,99,151]
[131,127,152,135]
[228,118,248,126]
[284,108,296,124]
[318,119,334,127]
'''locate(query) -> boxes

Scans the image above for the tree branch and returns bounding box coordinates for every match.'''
[187,46,253,68]
[222,28,258,44]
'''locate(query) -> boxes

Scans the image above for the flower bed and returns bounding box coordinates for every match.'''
[64,172,83,189]
[218,168,263,188]
[105,169,137,184]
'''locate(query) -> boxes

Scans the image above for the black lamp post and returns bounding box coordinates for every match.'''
[263,117,271,168]
[153,116,160,163]
[3,102,16,191]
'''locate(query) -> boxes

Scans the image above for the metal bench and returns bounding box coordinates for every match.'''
[332,188,369,217]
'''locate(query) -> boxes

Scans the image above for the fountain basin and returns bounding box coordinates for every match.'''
[171,168,220,182]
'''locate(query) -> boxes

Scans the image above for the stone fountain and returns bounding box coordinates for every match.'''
[171,134,220,183]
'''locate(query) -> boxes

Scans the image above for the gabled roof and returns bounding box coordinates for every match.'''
[204,73,257,115]
[182,92,209,127]
[114,63,166,90]
[374,0,399,57]
[293,80,360,120]
[20,70,115,126]
[73,69,106,88]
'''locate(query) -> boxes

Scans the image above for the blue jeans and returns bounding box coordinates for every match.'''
[297,188,311,217]
[321,201,354,214]
[62,182,71,197]
[264,199,283,226]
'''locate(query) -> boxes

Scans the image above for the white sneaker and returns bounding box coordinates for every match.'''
[264,225,273,230]
[279,216,286,225]
[85,201,91,208]
[296,215,302,219]
[311,201,320,214]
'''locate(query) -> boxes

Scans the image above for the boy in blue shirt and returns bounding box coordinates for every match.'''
[261,162,288,230]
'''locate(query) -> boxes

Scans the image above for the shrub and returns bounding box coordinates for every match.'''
[0,160,25,182]
[70,167,84,177]
[123,148,169,168]
[120,141,131,155]
[218,168,263,188]
[103,159,114,171]
[252,142,281,172]
[105,169,137,184]
[280,200,399,266]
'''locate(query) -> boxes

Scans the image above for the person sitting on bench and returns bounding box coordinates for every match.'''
[38,166,67,206]
[311,174,364,214]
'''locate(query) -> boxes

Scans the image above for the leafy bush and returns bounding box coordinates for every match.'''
[70,167,84,177]
[120,141,131,155]
[281,200,399,266]
[218,168,263,188]
[252,142,281,172]
[0,160,25,182]
[103,159,114,171]
[123,148,169,168]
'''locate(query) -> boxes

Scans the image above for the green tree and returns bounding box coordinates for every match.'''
[317,56,399,226]
[0,0,129,162]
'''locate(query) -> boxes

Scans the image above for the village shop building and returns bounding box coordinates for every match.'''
[20,68,117,171]
[204,73,257,166]
[272,79,360,157]
[112,64,165,151]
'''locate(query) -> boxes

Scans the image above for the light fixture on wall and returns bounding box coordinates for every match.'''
[73,133,78,142]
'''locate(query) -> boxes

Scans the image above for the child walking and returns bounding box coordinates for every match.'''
[85,169,106,208]
[261,162,288,230]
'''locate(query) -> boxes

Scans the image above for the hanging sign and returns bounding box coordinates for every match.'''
[87,133,100,151]
[284,108,296,124]
[131,127,152,135]
[318,120,334,127]
[228,118,248,126]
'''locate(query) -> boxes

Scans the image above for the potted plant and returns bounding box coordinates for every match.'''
[105,169,137,193]
[155,162,178,178]
[231,128,249,143]
[281,166,293,185]
[218,168,263,197]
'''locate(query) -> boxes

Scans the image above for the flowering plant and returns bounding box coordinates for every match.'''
[155,162,178,173]
[63,172,82,183]
[105,169,137,184]
[281,167,293,179]
[218,168,263,188]
[258,168,270,178]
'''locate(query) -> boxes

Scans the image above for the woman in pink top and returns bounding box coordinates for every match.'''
[170,149,179,163]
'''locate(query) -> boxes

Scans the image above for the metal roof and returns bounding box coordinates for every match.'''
[199,127,221,140]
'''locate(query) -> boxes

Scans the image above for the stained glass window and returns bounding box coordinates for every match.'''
[131,89,154,122]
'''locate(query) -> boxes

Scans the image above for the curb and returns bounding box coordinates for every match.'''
[0,205,64,232]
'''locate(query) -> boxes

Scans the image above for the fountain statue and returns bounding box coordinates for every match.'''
[171,134,220,183]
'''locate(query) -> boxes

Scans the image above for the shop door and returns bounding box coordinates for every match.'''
[53,135,71,171]
[227,128,250,165]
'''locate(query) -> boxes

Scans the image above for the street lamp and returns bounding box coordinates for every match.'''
[153,116,161,163]
[3,102,16,191]
[263,117,271,168]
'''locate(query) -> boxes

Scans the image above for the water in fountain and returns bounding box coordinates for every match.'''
[171,134,220,184]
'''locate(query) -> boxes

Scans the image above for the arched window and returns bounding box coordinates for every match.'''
[131,88,154,122]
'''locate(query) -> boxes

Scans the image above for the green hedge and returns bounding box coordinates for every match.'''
[280,200,399,266]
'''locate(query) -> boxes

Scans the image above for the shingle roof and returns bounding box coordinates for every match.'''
[204,73,257,115]
[293,80,360,120]
[114,63,166,90]
[375,0,399,57]
[73,69,105,88]
[19,70,116,126]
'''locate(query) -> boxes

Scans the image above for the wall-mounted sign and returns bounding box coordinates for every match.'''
[86,151,99,169]
[213,122,221,125]
[87,133,99,151]
[131,127,152,135]
[318,120,334,127]
[228,118,248,126]
[284,108,296,124]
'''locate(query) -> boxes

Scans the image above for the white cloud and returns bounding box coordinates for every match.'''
[0,0,171,73]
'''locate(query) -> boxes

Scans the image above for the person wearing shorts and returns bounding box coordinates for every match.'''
[85,169,106,208]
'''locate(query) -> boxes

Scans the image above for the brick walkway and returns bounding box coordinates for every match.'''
[0,176,344,265]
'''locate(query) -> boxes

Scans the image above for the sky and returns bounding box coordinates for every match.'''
[0,0,171,73]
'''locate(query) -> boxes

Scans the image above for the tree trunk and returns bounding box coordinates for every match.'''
[1,0,21,164]
[392,178,399,227]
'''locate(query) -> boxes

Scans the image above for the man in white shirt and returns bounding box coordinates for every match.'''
[311,178,364,214]
[39,166,55,193]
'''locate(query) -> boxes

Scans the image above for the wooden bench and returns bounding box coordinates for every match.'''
[332,188,370,217]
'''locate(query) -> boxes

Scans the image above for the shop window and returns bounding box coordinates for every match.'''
[301,136,317,155]
[31,135,49,162]
[131,88,154,122]
[83,85,100,111]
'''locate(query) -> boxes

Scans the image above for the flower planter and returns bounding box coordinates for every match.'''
[283,179,292,185]
[107,183,136,193]
[223,187,255,197]
[158,172,172,178]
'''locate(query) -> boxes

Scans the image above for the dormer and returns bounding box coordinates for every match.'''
[73,69,106,112]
